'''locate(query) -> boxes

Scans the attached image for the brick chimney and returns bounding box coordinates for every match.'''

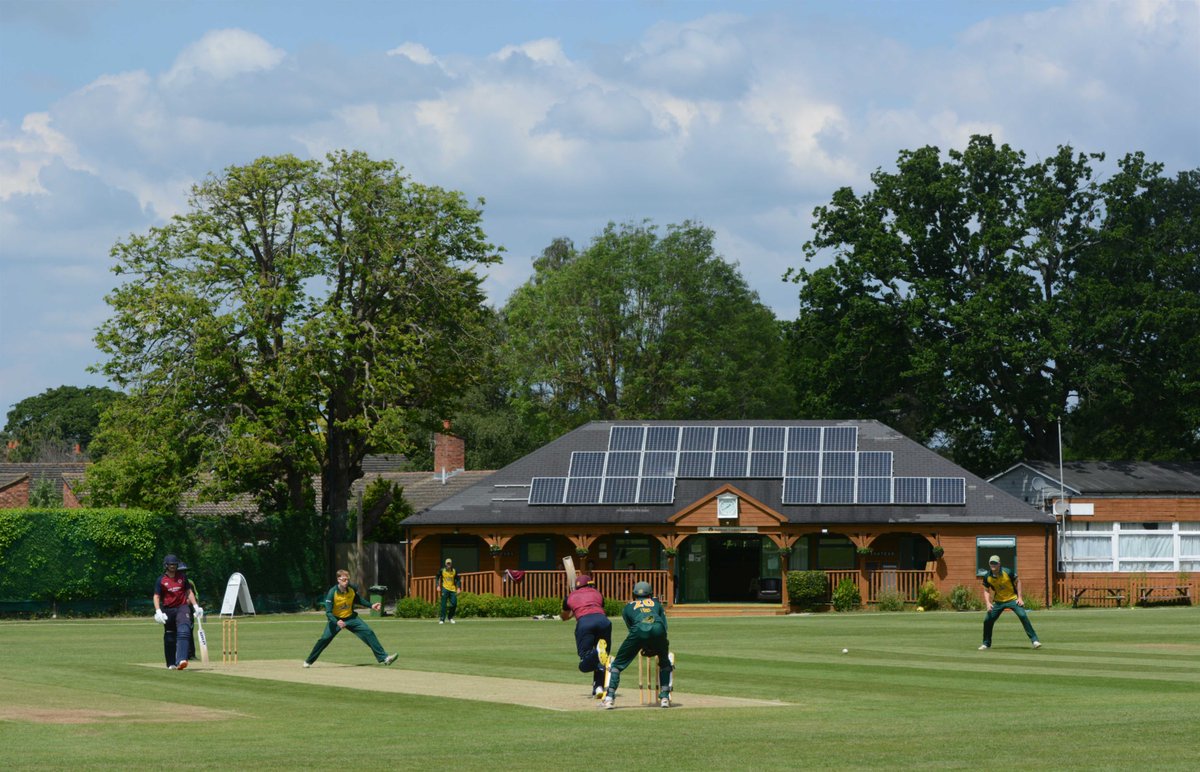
[433,420,465,474]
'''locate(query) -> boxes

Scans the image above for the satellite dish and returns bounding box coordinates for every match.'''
[1052,500,1069,516]
[1030,478,1046,491]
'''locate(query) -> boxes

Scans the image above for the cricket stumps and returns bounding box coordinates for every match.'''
[221,617,239,664]
[637,651,660,705]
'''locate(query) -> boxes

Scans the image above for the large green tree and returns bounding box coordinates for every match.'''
[789,136,1199,473]
[90,152,499,531]
[502,221,794,439]
[3,385,123,461]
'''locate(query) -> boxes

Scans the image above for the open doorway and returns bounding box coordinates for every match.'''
[708,536,762,602]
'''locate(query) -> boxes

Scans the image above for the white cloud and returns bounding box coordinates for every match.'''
[161,28,285,87]
[2,0,1197,414]
[388,42,437,66]
[0,112,80,198]
[537,85,662,141]
[494,38,569,67]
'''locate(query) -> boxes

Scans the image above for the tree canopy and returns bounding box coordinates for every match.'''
[501,220,794,442]
[2,385,123,461]
[789,135,1199,473]
[89,151,500,522]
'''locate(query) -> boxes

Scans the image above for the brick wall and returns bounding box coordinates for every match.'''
[0,476,31,508]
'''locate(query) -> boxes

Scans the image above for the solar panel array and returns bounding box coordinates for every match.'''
[527,425,966,506]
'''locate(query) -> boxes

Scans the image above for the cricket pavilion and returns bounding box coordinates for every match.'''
[403,420,1054,613]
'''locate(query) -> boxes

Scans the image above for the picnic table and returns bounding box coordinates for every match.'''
[1136,585,1192,606]
[1071,587,1126,607]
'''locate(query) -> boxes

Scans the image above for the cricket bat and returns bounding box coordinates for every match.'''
[562,555,577,590]
[196,614,210,664]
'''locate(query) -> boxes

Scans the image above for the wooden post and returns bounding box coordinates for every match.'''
[666,554,675,608]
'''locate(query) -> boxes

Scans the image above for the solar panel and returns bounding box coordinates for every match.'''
[822,426,858,451]
[822,451,856,477]
[782,477,819,504]
[604,451,641,477]
[678,451,713,477]
[821,477,855,503]
[787,427,821,451]
[785,451,820,477]
[751,426,786,451]
[858,451,892,477]
[680,426,715,451]
[601,477,638,504]
[857,477,891,504]
[749,451,784,477]
[565,477,602,504]
[714,451,749,477]
[645,426,680,451]
[530,424,962,509]
[569,452,606,478]
[642,451,677,477]
[638,477,675,504]
[715,426,751,451]
[894,477,928,504]
[609,426,645,451]
[930,477,966,504]
[528,477,566,505]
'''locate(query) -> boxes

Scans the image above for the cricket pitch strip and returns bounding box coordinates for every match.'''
[165,660,789,712]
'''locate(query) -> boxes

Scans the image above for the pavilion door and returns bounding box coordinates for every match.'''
[681,536,709,603]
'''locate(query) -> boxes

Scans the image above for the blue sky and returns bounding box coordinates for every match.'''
[1,0,1197,418]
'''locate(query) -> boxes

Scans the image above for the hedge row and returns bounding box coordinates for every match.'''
[393,593,626,619]
[0,508,325,610]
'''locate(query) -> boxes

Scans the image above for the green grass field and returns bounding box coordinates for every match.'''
[2,606,1198,770]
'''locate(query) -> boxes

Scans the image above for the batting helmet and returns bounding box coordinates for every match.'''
[632,581,653,598]
[163,554,180,568]
[575,574,593,588]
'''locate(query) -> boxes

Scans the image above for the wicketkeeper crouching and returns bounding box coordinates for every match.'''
[601,581,674,709]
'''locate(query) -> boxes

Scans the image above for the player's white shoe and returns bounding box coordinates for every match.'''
[660,697,671,708]
[383,653,399,666]
[594,685,605,699]
[1032,640,1042,649]
[177,659,188,670]
[600,696,614,710]
[450,619,456,624]
[302,661,311,668]
[978,644,989,650]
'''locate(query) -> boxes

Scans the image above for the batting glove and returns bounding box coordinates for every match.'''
[193,605,204,618]
[154,609,168,624]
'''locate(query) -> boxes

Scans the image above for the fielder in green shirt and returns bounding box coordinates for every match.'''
[601,581,674,709]
[303,569,398,667]
[979,555,1041,650]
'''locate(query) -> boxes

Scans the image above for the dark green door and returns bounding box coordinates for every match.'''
[680,536,708,603]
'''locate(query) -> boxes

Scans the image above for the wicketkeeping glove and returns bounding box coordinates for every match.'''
[193,605,204,618]
[154,609,168,624]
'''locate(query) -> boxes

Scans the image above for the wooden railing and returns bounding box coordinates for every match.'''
[869,570,935,602]
[821,569,933,606]
[587,570,670,603]
[1054,575,1197,607]
[409,571,494,603]
[408,570,671,604]
[500,570,568,599]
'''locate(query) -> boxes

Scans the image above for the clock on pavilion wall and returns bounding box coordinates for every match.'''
[716,493,739,520]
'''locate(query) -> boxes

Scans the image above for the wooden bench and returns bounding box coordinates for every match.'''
[1071,587,1126,608]
[1136,586,1192,606]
